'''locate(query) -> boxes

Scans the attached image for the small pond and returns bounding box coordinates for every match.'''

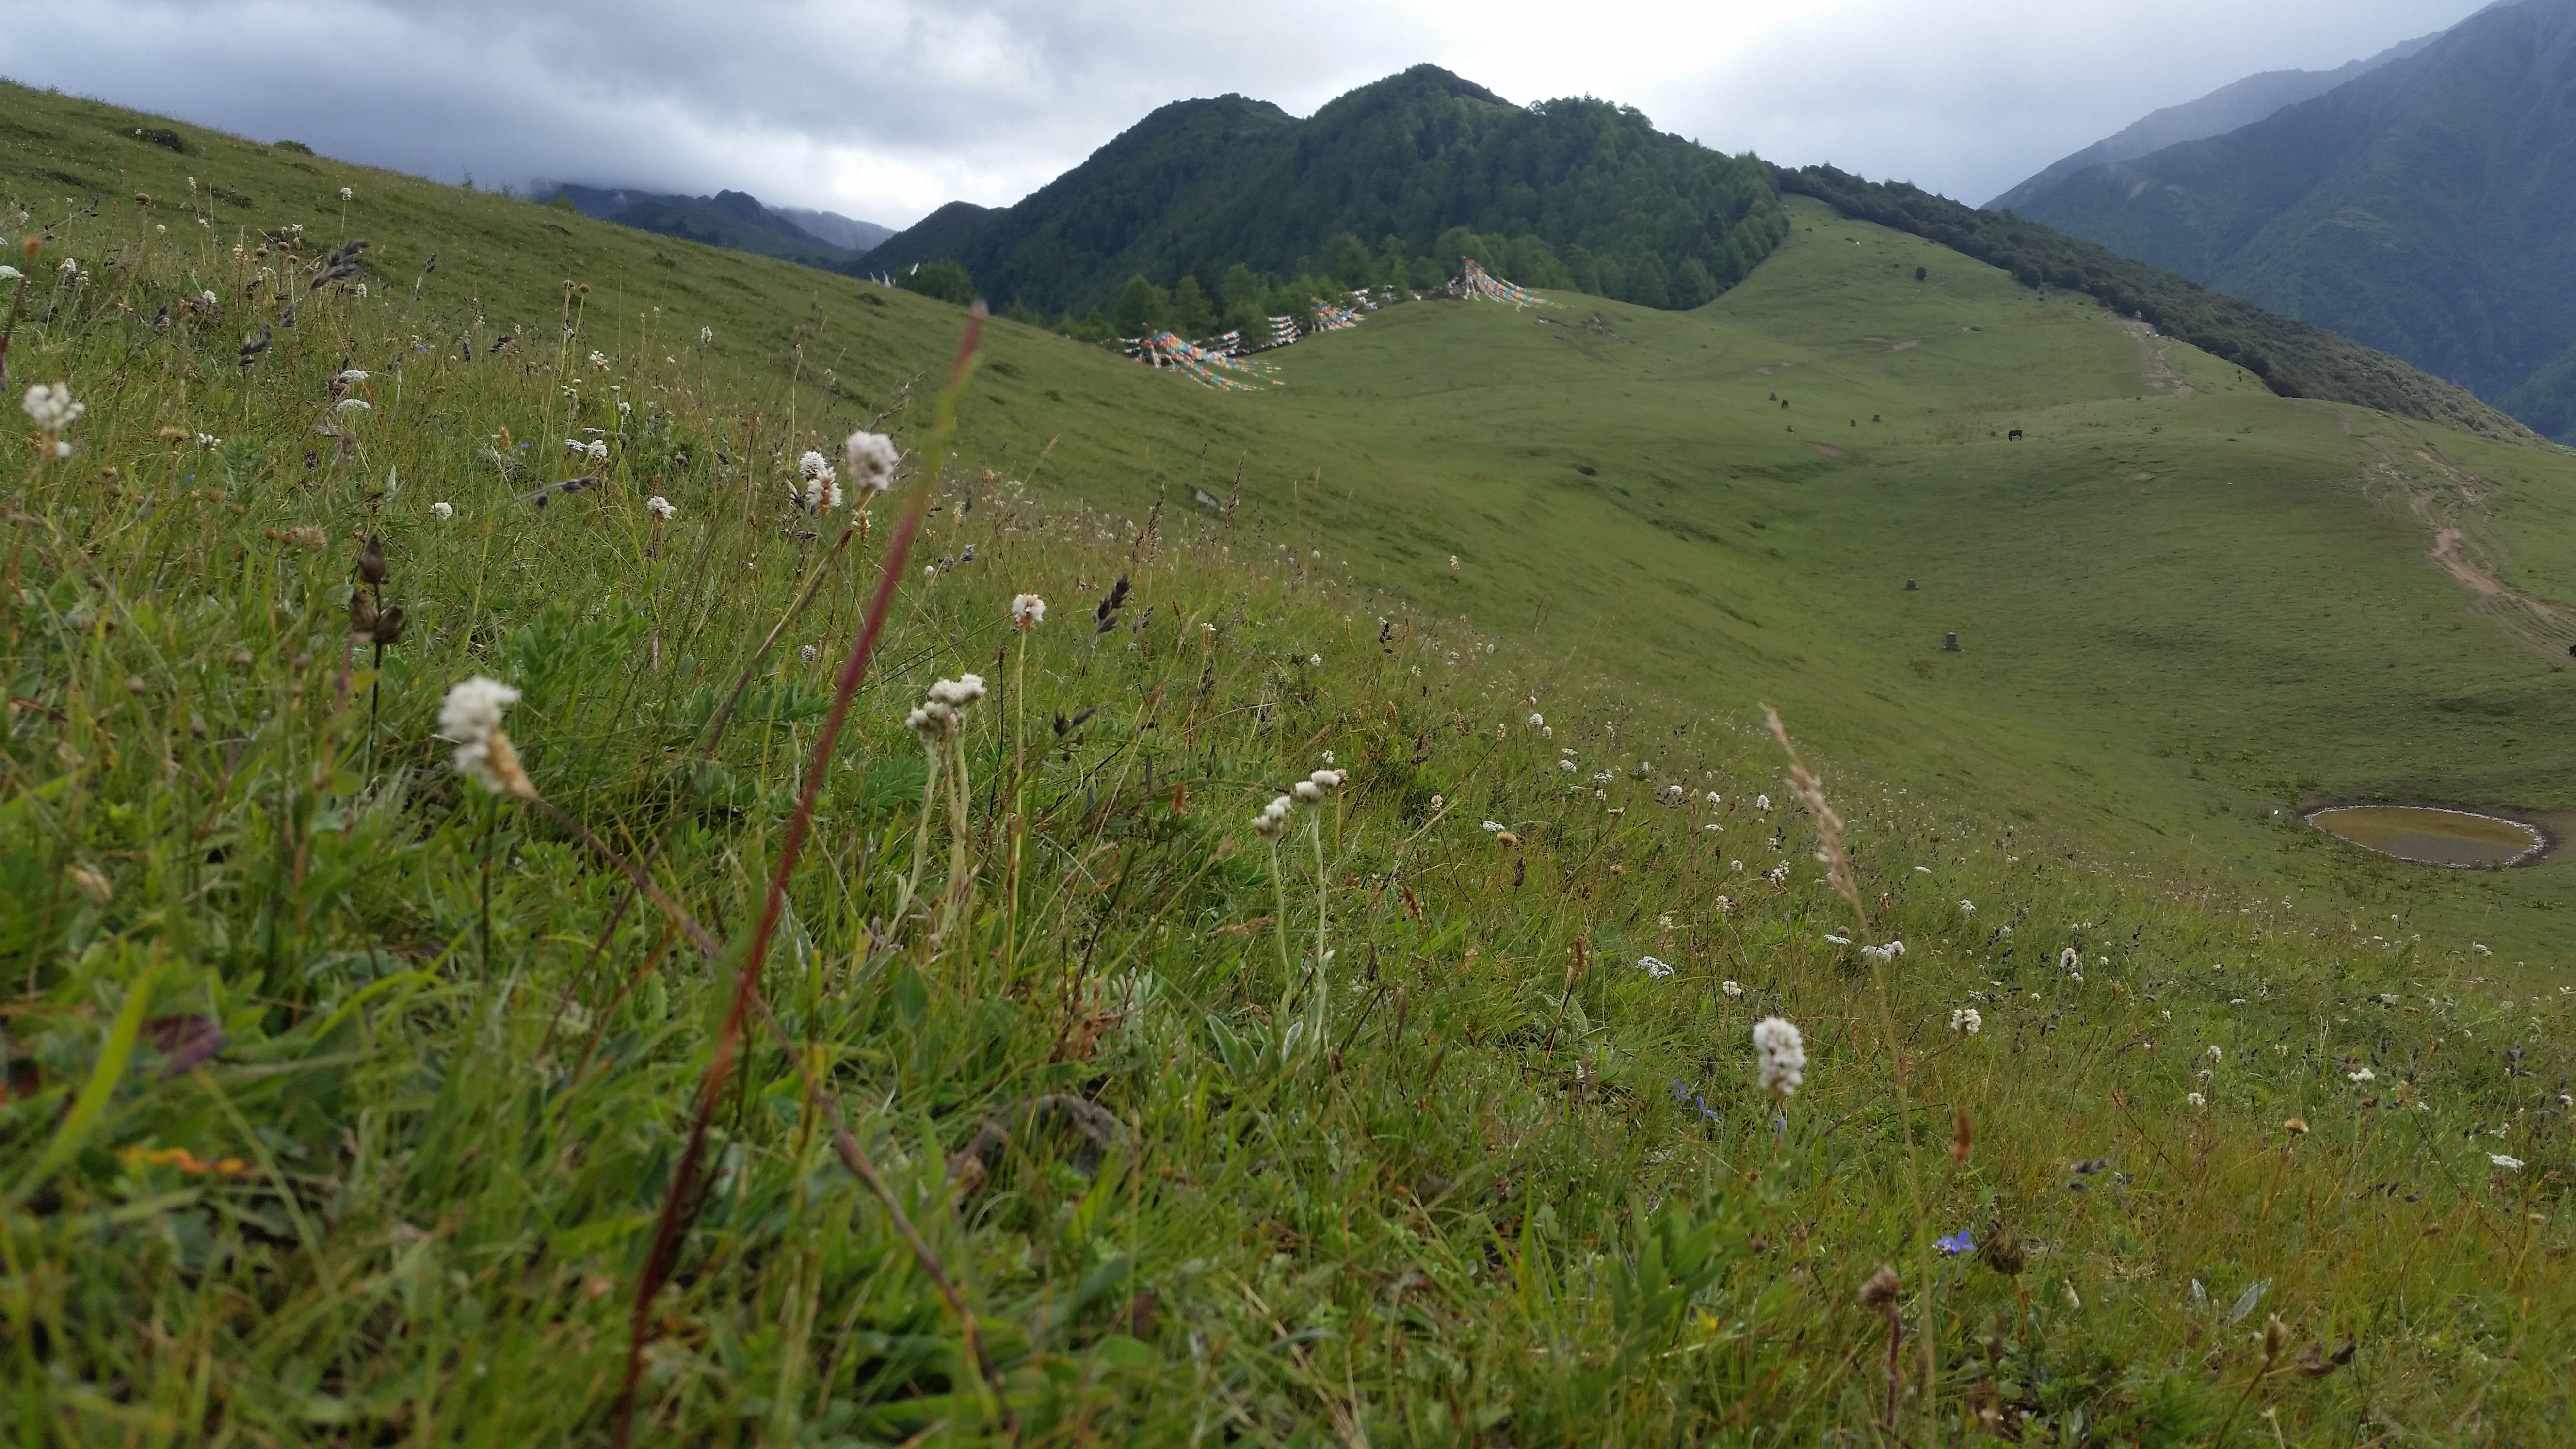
[2306,806,2547,868]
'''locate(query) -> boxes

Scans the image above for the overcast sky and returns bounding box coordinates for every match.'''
[1,0,2490,226]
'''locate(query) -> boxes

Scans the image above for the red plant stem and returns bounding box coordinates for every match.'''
[613,311,978,1447]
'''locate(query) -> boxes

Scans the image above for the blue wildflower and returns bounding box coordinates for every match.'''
[1935,1231,1976,1256]
[1669,1077,1721,1125]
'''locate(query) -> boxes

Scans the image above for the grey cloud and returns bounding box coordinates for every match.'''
[0,0,2489,228]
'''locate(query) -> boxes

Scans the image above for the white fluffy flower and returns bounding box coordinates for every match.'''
[645,495,675,520]
[2490,1154,2523,1170]
[1958,900,1976,916]
[339,186,354,201]
[1528,712,1545,728]
[1293,780,1325,803]
[1754,794,1771,811]
[588,350,608,371]
[1861,940,1906,965]
[842,430,900,492]
[438,677,533,798]
[0,265,22,281]
[1310,769,1345,790]
[698,326,714,345]
[2348,1067,2375,1083]
[1251,794,1296,838]
[1307,653,1323,667]
[1558,759,1577,773]
[1010,593,1046,628]
[335,369,370,384]
[928,674,985,708]
[1638,956,1674,979]
[2185,1092,2205,1107]
[1950,1007,1982,1036]
[584,439,608,463]
[431,501,454,519]
[794,451,841,510]
[1721,980,1744,998]
[22,382,83,430]
[335,397,371,413]
[1753,1016,1806,1098]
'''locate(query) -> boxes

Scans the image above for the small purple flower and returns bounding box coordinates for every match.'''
[1935,1231,1976,1256]
[1670,1077,1721,1124]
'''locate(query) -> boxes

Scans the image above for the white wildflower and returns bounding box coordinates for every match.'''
[698,326,714,345]
[1308,653,1323,667]
[842,430,900,492]
[1293,780,1325,803]
[585,439,608,463]
[1558,759,1577,773]
[1528,712,1545,728]
[1753,1017,1806,1098]
[2490,1154,2523,1171]
[1252,793,1296,838]
[799,645,819,663]
[335,397,371,413]
[645,495,675,521]
[1950,1007,1982,1036]
[2185,1092,2205,1107]
[1958,900,1976,916]
[1010,593,1046,628]
[2348,1067,2375,1083]
[1861,940,1906,965]
[22,382,83,430]
[588,350,608,371]
[0,265,21,282]
[1481,820,1506,833]
[431,501,454,519]
[1638,956,1674,979]
[1755,794,1771,811]
[339,186,354,201]
[1721,980,1744,998]
[438,676,533,798]
[335,369,370,383]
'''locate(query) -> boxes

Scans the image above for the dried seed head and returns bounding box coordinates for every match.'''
[1951,1105,1973,1164]
[1858,1264,1900,1316]
[348,592,378,635]
[370,603,407,647]
[1980,1222,2025,1277]
[2262,1314,2286,1365]
[356,533,387,586]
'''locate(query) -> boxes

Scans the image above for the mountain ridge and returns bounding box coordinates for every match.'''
[1999,0,2576,439]
[1985,29,2441,212]
[856,64,1787,316]
[543,181,891,268]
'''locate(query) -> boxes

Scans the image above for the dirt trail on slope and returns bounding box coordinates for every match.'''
[2351,427,2576,656]
[2114,317,2196,395]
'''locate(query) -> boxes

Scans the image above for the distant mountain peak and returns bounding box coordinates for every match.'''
[1994,0,2576,440]
[540,181,893,270]
[1986,29,2439,212]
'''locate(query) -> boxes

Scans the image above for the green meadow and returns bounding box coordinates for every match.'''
[0,81,2567,1445]
[1250,198,2576,968]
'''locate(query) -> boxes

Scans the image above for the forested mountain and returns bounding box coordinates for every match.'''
[2001,0,2576,440]
[1985,30,2437,213]
[856,65,1787,319]
[545,183,881,269]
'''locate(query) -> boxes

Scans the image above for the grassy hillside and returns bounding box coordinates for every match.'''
[0,78,2570,1446]
[1231,196,2576,966]
[1775,166,2539,444]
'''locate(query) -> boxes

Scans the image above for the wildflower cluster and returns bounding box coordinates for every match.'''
[1253,768,1345,837]
[905,675,986,739]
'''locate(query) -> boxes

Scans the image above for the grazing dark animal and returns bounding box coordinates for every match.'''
[2008,429,2024,441]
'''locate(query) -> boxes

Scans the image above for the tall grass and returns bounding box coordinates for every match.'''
[0,194,2565,1447]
